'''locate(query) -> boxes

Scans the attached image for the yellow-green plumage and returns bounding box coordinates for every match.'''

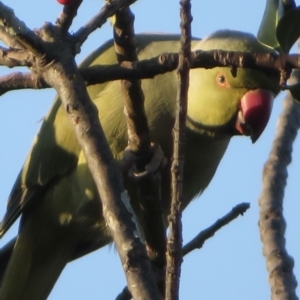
[0,30,279,299]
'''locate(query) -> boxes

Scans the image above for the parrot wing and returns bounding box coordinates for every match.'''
[0,34,200,238]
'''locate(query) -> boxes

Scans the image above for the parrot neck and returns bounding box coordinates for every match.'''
[186,115,233,139]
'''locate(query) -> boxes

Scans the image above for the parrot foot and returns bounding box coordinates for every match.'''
[123,142,167,285]
[123,143,167,179]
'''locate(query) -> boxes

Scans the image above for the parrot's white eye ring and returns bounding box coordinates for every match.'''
[216,72,229,88]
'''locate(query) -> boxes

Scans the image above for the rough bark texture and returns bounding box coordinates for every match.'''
[259,69,300,300]
[113,7,166,297]
[44,59,161,300]
[165,1,192,300]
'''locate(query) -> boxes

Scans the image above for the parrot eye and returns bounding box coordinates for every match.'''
[216,72,229,88]
[218,75,226,84]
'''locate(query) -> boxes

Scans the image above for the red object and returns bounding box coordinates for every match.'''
[57,0,73,5]
[235,89,274,143]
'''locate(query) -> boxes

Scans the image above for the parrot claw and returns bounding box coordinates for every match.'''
[123,143,167,180]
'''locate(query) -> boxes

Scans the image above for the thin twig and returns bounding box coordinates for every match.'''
[115,201,250,300]
[55,0,83,34]
[182,202,250,256]
[165,1,192,300]
[74,0,137,46]
[4,48,300,95]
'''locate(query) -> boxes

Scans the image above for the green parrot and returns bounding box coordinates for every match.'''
[0,30,280,299]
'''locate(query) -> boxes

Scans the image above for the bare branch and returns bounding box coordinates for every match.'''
[113,8,150,155]
[82,50,300,86]
[0,2,45,56]
[182,203,250,256]
[0,72,46,95]
[165,1,192,300]
[116,202,250,300]
[4,48,300,95]
[0,47,34,67]
[74,0,138,46]
[55,0,83,33]
[112,7,167,297]
[258,90,300,299]
[258,47,300,300]
[83,49,298,84]
[82,55,178,82]
[0,26,24,49]
[43,51,161,300]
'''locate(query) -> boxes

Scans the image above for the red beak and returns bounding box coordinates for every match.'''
[235,89,274,143]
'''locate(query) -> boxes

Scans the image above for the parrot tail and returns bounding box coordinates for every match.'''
[0,219,75,300]
[0,237,15,283]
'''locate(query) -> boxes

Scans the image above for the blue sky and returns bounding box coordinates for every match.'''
[0,1,300,299]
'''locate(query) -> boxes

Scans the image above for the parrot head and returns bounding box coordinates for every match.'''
[187,30,280,142]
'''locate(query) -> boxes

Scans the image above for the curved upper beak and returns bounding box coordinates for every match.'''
[235,89,274,143]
